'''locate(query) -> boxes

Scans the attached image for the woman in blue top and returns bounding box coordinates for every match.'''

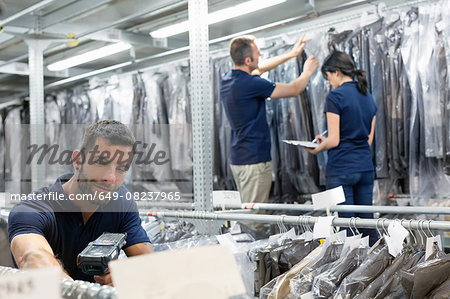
[305,51,377,244]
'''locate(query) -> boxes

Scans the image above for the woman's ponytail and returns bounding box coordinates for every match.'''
[354,69,368,94]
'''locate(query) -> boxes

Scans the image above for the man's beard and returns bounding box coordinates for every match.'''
[76,166,117,207]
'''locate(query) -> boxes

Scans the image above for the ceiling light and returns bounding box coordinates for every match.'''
[150,0,287,38]
[47,42,131,71]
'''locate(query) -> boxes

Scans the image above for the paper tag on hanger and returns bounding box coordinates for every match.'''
[360,236,369,247]
[212,191,241,206]
[425,235,442,261]
[301,231,314,242]
[110,245,246,299]
[216,233,239,254]
[340,234,361,258]
[313,216,335,239]
[311,186,346,211]
[388,221,409,242]
[300,291,314,299]
[329,230,347,243]
[0,267,61,299]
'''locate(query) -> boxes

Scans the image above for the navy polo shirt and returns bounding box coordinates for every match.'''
[8,173,150,282]
[220,69,276,165]
[324,81,377,176]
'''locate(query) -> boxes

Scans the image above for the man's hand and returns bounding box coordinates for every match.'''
[289,34,311,58]
[303,56,319,76]
[94,269,113,286]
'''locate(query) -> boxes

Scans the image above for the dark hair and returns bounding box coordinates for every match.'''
[321,51,368,94]
[80,120,136,154]
[229,35,255,66]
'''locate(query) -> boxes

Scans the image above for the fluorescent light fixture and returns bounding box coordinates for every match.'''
[47,42,131,71]
[150,0,287,38]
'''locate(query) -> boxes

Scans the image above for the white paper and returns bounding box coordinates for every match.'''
[110,245,246,299]
[313,216,335,239]
[282,139,318,148]
[384,221,409,257]
[212,191,241,205]
[0,267,61,299]
[216,233,239,254]
[425,235,442,261]
[311,186,346,210]
[300,291,314,299]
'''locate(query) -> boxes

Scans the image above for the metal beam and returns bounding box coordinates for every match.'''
[0,0,59,28]
[40,0,115,29]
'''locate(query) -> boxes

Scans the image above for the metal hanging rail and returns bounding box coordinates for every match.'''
[138,202,450,215]
[147,210,450,231]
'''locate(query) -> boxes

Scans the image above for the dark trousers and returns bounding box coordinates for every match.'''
[326,171,378,246]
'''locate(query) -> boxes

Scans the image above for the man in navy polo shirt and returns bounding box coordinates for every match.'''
[220,35,319,211]
[8,120,153,285]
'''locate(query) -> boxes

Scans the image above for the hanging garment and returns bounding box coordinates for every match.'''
[260,244,323,299]
[312,245,369,298]
[131,72,174,189]
[288,242,344,297]
[400,253,450,299]
[212,54,235,190]
[4,107,22,195]
[162,64,193,193]
[0,114,4,192]
[333,243,393,298]
[426,276,450,299]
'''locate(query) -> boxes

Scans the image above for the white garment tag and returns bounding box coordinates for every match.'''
[216,233,239,254]
[110,245,246,299]
[300,291,314,299]
[360,236,369,247]
[302,231,313,242]
[212,191,241,205]
[425,235,443,261]
[329,230,347,243]
[385,221,409,257]
[230,223,242,234]
[0,267,61,299]
[340,234,361,258]
[311,186,346,211]
[313,216,335,239]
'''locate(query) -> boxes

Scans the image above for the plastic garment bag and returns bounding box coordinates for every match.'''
[442,0,450,176]
[266,42,320,199]
[426,276,450,299]
[0,114,3,191]
[162,64,193,193]
[355,248,424,299]
[212,54,235,190]
[131,72,174,187]
[400,253,450,299]
[4,108,22,195]
[333,243,393,298]
[304,32,330,186]
[256,239,320,291]
[260,244,323,299]
[288,242,344,297]
[312,245,369,299]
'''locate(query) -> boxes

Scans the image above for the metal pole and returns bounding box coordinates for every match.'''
[26,39,47,191]
[140,202,450,215]
[148,210,450,231]
[188,0,213,211]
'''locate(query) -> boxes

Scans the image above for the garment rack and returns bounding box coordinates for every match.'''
[138,202,450,215]
[147,210,450,231]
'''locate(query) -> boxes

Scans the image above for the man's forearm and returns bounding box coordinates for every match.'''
[253,52,294,75]
[291,70,314,95]
[20,248,72,279]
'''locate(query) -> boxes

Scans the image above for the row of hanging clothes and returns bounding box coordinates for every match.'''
[0,1,448,204]
[129,214,450,299]
[212,1,450,205]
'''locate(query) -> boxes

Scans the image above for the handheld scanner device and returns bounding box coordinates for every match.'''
[77,232,127,276]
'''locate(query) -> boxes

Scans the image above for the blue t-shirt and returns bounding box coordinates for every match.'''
[220,69,276,165]
[8,173,150,282]
[324,81,377,177]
